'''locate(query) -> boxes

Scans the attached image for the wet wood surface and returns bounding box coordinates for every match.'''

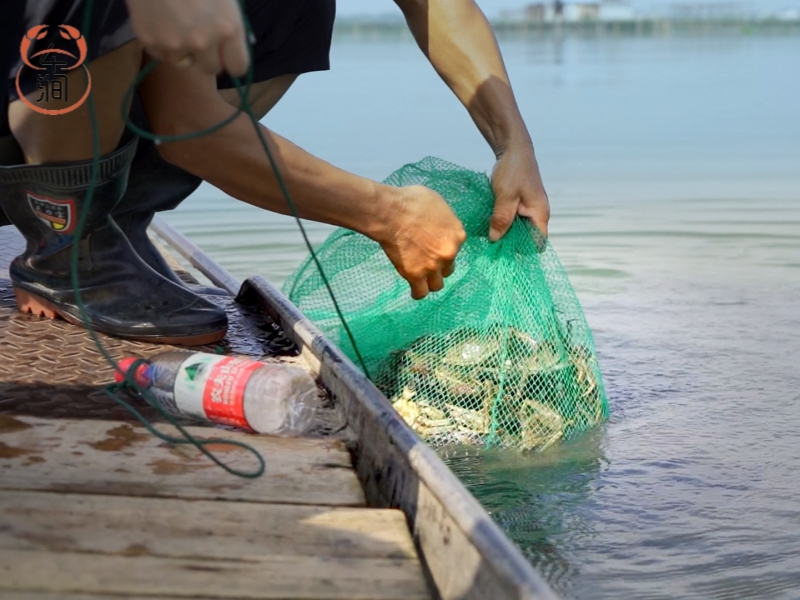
[0,415,430,599]
[0,491,416,560]
[0,550,430,599]
[0,415,363,506]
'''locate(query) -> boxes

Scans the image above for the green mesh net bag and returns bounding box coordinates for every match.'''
[284,157,608,451]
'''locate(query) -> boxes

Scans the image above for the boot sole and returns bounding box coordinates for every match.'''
[14,287,227,346]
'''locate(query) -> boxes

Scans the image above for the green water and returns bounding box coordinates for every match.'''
[163,30,800,599]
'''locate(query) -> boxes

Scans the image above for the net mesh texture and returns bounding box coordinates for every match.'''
[284,157,608,451]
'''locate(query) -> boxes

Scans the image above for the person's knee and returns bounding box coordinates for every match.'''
[218,74,298,120]
[8,41,142,164]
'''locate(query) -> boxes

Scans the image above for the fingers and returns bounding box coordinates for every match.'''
[409,278,429,301]
[442,260,455,278]
[531,218,548,253]
[218,23,249,77]
[176,20,247,77]
[518,196,551,241]
[528,201,550,238]
[125,0,249,77]
[427,271,445,293]
[489,197,518,242]
[189,43,223,76]
[381,184,465,301]
[409,262,454,300]
[525,211,549,247]
[535,217,549,238]
[494,190,551,242]
[490,146,551,242]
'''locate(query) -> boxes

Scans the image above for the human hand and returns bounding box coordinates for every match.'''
[489,142,550,241]
[376,185,466,300]
[126,0,249,77]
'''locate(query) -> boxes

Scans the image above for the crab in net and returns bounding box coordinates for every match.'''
[379,325,605,451]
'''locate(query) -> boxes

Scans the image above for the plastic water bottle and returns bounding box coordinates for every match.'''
[116,352,321,435]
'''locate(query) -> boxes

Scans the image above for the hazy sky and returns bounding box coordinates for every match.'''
[337,0,798,18]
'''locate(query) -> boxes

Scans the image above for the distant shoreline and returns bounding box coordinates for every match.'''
[333,18,800,38]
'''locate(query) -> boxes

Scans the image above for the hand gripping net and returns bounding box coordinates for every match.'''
[284,157,608,451]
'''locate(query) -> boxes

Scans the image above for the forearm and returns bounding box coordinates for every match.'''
[396,0,531,156]
[162,118,391,236]
[140,68,397,241]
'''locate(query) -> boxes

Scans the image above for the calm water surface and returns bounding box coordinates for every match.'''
[163,30,800,599]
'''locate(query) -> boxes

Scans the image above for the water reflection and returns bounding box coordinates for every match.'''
[443,429,607,597]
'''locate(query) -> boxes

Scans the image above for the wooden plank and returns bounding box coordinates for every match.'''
[5,596,265,600]
[0,549,430,600]
[0,416,364,506]
[4,593,294,600]
[0,490,417,561]
[0,595,165,600]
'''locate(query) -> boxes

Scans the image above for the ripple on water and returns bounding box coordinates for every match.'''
[441,270,800,599]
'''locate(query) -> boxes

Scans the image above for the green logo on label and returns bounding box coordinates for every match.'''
[184,363,201,381]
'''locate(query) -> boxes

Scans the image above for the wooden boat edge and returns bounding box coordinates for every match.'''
[151,217,560,600]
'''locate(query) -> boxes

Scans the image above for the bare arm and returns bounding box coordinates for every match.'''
[139,63,465,299]
[395,0,550,239]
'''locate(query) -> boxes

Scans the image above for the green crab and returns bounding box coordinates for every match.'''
[391,387,454,438]
[518,398,566,452]
[441,334,501,367]
[569,345,605,428]
[383,326,603,451]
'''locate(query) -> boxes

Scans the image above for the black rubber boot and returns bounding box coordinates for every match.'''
[112,142,226,294]
[0,137,228,345]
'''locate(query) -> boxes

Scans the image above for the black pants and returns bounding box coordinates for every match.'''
[1,0,336,135]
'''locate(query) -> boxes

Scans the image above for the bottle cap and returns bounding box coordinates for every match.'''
[114,357,151,387]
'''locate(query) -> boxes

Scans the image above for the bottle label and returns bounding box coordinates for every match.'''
[174,354,261,430]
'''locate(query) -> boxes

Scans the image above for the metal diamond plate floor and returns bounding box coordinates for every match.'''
[0,226,298,421]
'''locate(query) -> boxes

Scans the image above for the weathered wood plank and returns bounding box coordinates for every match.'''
[0,590,163,600]
[0,549,431,600]
[0,490,417,561]
[0,590,169,600]
[0,416,364,506]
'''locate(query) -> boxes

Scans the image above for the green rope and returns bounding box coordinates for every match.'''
[72,0,265,479]
[71,0,374,478]
[229,79,373,380]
